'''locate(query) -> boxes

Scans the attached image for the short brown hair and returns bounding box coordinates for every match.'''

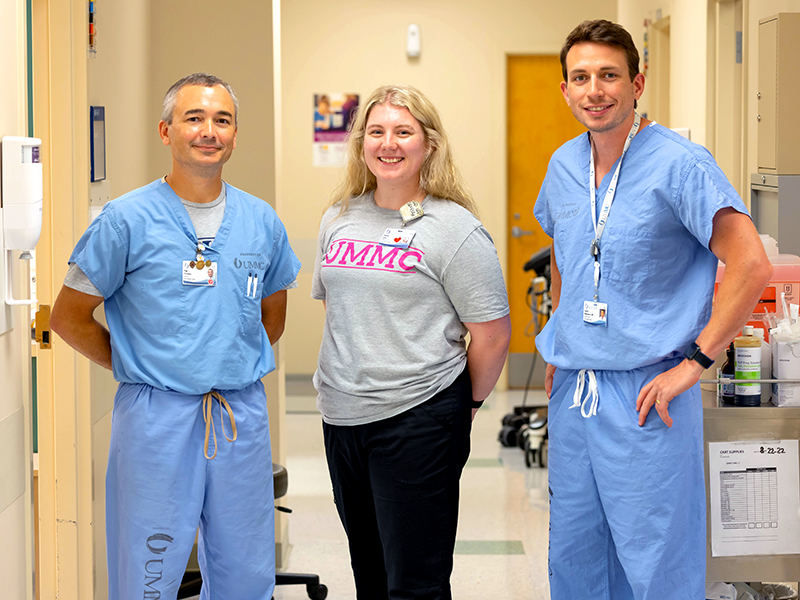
[560,20,640,83]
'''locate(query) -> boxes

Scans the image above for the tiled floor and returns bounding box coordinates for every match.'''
[273,388,551,600]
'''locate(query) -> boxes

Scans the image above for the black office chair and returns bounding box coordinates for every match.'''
[178,463,328,600]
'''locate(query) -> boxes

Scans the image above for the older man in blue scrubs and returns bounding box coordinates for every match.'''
[51,73,300,600]
[535,21,773,600]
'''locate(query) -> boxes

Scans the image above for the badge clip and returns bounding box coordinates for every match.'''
[399,201,424,226]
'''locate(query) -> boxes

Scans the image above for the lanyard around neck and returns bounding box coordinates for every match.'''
[588,112,641,300]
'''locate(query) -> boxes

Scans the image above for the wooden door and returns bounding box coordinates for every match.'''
[507,55,585,387]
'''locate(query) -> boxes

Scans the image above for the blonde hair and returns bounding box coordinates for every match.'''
[329,84,477,216]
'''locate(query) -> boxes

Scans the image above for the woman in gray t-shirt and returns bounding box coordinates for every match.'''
[312,84,511,599]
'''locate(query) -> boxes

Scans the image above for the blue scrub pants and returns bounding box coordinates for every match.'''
[106,380,275,600]
[548,358,705,600]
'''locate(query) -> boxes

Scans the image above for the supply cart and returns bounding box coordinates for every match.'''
[702,385,800,582]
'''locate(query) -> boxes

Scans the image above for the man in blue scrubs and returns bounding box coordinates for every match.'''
[536,21,773,599]
[50,73,300,600]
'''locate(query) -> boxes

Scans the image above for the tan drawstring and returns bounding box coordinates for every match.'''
[203,391,238,460]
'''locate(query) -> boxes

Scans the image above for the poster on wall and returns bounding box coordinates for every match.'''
[313,93,359,167]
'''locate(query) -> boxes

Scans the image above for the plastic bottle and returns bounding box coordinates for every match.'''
[753,328,772,402]
[734,325,761,407]
[720,342,735,405]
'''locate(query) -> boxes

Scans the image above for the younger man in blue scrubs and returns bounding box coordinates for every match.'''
[536,21,772,599]
[51,73,300,600]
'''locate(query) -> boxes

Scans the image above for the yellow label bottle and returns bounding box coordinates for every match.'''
[734,325,761,407]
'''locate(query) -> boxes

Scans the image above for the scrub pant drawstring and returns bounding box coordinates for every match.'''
[570,369,599,418]
[203,391,238,459]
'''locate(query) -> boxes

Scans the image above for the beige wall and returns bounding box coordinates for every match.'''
[0,1,35,599]
[616,0,666,122]
[617,0,712,145]
[280,0,617,376]
[146,2,277,201]
[88,0,152,198]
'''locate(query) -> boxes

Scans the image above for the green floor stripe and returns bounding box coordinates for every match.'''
[465,457,503,468]
[454,540,525,555]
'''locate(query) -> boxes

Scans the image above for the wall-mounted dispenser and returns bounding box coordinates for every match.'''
[2,136,43,307]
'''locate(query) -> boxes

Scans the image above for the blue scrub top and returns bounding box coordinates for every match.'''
[534,124,749,372]
[70,179,301,394]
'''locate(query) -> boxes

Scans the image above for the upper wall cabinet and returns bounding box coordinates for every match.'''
[758,13,800,174]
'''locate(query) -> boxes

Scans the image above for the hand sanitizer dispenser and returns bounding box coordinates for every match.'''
[2,136,43,306]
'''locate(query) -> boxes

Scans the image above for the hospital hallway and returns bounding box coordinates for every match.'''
[270,386,551,600]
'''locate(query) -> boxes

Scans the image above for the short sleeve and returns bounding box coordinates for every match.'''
[441,227,510,323]
[261,218,302,298]
[63,263,104,297]
[69,205,128,299]
[311,211,335,301]
[533,172,555,238]
[676,159,749,249]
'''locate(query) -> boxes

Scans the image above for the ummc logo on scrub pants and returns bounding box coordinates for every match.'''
[143,533,174,599]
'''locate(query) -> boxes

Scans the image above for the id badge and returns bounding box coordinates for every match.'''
[182,261,217,286]
[379,228,416,248]
[583,300,607,327]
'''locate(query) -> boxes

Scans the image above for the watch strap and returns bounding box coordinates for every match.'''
[684,341,713,369]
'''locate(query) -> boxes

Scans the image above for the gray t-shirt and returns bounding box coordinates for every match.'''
[311,192,509,425]
[65,182,298,295]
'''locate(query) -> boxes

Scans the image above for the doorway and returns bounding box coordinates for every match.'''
[506,55,585,388]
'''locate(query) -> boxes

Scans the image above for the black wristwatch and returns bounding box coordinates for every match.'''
[684,341,713,369]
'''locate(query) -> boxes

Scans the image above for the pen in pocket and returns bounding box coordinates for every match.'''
[246,272,253,297]
[252,273,259,298]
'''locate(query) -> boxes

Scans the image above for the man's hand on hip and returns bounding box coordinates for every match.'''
[545,363,557,399]
[635,359,704,427]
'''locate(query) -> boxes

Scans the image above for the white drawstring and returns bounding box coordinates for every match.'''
[570,369,599,418]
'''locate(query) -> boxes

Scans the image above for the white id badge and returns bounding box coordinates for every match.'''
[182,261,217,286]
[583,300,608,327]
[379,228,416,248]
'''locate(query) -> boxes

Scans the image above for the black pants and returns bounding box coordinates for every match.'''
[323,369,473,600]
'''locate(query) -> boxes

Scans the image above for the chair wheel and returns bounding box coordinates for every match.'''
[307,583,328,600]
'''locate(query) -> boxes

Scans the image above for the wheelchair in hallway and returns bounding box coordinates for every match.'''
[177,463,328,600]
[498,245,551,469]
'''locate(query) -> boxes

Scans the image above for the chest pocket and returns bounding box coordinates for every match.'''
[235,246,272,336]
[601,226,654,284]
[239,280,263,335]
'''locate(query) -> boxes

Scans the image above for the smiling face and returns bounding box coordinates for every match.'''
[158,84,237,175]
[363,103,428,192]
[560,42,644,135]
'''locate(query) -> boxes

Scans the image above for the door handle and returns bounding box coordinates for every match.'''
[511,226,533,238]
[35,304,51,349]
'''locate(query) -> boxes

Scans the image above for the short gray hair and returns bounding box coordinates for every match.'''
[161,73,239,126]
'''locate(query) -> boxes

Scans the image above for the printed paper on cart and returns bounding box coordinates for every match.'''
[709,439,800,557]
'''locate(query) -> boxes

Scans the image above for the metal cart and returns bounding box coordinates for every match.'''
[702,384,800,582]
